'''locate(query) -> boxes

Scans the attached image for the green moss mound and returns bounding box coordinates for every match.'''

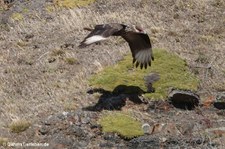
[99,112,144,139]
[89,49,199,99]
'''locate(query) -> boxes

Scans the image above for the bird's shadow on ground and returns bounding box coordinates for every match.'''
[83,85,149,111]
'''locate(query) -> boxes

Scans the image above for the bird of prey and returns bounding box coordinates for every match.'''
[79,23,153,69]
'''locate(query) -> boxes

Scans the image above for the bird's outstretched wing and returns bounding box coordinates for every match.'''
[122,32,153,69]
[79,23,124,48]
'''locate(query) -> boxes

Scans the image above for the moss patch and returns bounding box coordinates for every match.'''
[99,112,144,139]
[89,49,199,100]
[9,120,30,133]
[53,0,95,8]
[11,13,24,21]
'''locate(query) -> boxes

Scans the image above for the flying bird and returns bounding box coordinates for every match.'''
[79,23,153,69]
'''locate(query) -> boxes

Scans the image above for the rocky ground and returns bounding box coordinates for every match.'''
[3,99,225,148]
[0,0,225,148]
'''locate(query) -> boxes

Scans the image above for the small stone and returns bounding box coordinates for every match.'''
[62,111,69,117]
[161,137,167,142]
[142,123,151,134]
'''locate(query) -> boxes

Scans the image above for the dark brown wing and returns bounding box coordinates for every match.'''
[79,23,125,48]
[121,32,153,69]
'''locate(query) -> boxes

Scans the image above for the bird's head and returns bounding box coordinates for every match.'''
[131,25,146,34]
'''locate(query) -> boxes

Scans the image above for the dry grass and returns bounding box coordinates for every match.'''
[0,0,8,11]
[63,101,78,111]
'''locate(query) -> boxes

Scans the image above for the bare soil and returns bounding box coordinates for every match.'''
[0,0,225,148]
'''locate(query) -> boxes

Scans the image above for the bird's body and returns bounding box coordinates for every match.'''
[79,23,153,69]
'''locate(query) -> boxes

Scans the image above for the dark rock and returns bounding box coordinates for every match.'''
[213,92,225,109]
[168,89,200,110]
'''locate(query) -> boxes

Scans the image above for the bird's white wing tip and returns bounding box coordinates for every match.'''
[84,35,107,45]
